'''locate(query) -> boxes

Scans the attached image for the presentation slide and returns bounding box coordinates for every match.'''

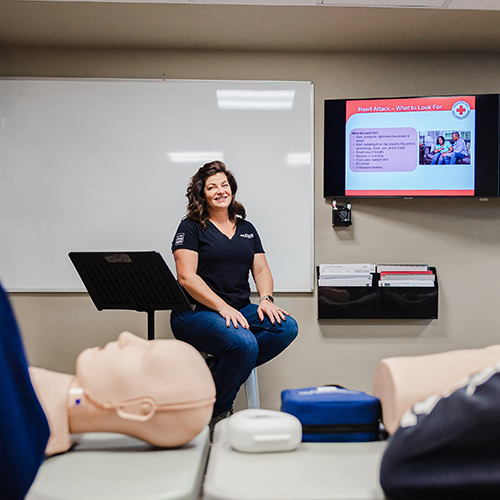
[345,96,476,196]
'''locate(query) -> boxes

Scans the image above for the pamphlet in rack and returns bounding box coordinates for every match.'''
[377,264,435,287]
[379,280,435,287]
[318,264,375,287]
[379,272,435,280]
[376,264,430,273]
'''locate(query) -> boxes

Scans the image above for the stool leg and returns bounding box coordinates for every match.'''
[244,368,260,409]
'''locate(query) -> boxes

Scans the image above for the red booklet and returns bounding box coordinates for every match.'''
[380,271,433,275]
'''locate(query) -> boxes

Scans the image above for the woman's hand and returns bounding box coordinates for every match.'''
[251,253,288,324]
[217,304,250,329]
[257,299,290,325]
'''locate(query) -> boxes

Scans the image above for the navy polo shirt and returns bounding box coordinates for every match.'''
[380,367,500,500]
[0,281,50,499]
[172,217,265,310]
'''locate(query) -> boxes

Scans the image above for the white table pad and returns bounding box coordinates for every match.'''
[26,427,210,500]
[204,419,387,500]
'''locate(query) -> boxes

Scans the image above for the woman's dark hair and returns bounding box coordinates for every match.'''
[186,160,246,228]
[437,136,445,144]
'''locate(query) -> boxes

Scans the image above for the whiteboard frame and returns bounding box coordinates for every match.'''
[0,77,314,293]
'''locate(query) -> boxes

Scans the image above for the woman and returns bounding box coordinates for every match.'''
[430,136,452,165]
[170,161,298,426]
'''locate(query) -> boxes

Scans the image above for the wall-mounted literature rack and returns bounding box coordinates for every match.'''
[317,265,438,320]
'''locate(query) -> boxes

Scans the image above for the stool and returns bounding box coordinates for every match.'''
[202,353,260,409]
[244,367,260,409]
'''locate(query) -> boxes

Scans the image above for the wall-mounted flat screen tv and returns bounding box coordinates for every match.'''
[324,94,500,198]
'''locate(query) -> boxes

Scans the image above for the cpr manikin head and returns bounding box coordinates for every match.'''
[68,332,216,448]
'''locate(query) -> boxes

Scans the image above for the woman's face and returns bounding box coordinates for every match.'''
[203,172,232,214]
[438,137,444,145]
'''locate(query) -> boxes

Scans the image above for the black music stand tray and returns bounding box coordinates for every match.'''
[69,251,194,340]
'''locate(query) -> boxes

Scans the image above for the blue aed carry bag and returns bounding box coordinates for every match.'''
[281,386,382,442]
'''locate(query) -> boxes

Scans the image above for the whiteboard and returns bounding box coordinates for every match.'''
[0,78,314,292]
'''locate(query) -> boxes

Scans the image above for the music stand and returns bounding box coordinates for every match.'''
[69,251,194,340]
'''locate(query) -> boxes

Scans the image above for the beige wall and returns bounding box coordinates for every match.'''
[3,47,500,411]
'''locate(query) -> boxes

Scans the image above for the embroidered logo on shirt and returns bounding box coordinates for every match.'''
[240,233,254,239]
[175,233,185,246]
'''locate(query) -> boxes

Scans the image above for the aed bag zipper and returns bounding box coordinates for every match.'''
[302,422,380,434]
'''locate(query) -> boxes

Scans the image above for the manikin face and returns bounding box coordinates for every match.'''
[76,331,215,407]
[71,332,215,446]
[204,172,232,214]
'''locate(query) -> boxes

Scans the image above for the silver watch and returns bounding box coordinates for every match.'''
[259,295,274,303]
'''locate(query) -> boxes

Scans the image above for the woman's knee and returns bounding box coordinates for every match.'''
[262,315,298,350]
[227,329,259,360]
[279,315,299,344]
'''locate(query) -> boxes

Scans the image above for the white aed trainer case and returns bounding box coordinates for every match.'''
[227,409,302,453]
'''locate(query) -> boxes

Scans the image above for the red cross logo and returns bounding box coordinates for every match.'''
[452,101,471,119]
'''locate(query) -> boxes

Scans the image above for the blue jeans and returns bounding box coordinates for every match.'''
[430,152,441,165]
[448,152,466,164]
[170,303,298,415]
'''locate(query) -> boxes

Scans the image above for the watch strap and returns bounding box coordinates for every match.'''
[259,295,274,303]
